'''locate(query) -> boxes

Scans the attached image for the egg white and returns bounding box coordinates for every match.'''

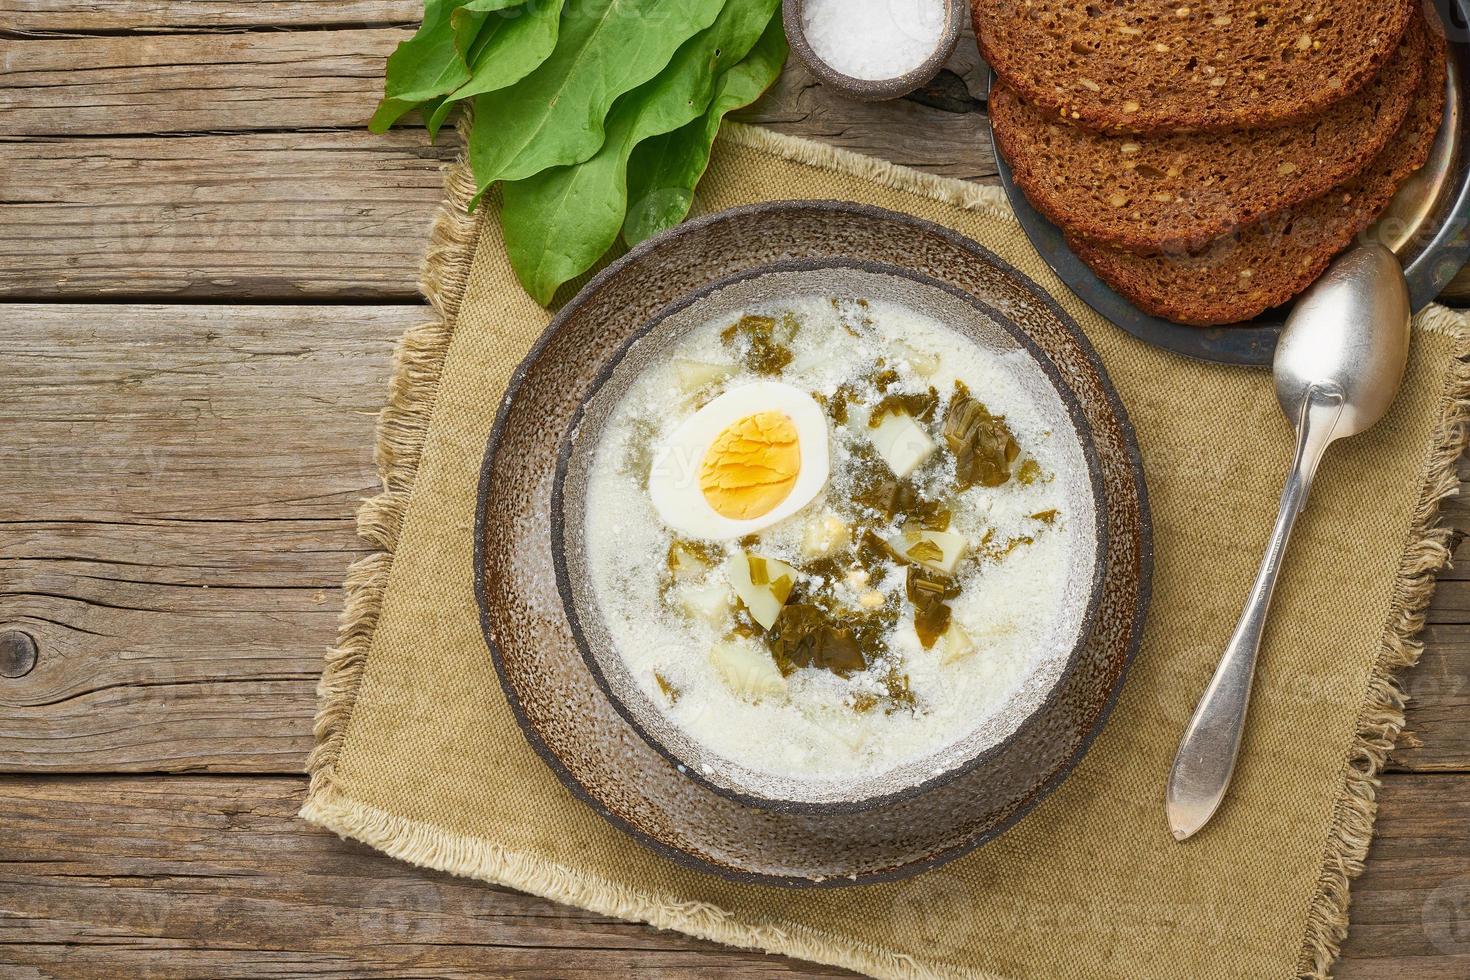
[648,381,830,539]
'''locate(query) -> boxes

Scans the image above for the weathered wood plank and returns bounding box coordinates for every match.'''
[2,0,419,31]
[1393,623,1470,771]
[1429,557,1470,622]
[0,304,399,521]
[0,518,361,773]
[1433,455,1470,577]
[0,304,400,773]
[0,29,404,136]
[6,525,1461,774]
[0,774,853,977]
[0,131,457,300]
[2,116,1461,304]
[1338,772,1470,979]
[0,772,1462,978]
[736,60,996,182]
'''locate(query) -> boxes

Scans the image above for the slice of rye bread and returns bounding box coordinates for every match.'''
[1069,35,1446,327]
[973,0,1415,134]
[990,17,1426,255]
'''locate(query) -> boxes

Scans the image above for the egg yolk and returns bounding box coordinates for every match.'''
[699,411,801,520]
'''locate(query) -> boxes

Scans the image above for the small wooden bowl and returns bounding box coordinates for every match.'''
[783,0,964,102]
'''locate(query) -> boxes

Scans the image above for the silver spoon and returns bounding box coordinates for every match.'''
[1165,244,1412,841]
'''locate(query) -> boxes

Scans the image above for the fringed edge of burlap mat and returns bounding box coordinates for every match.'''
[301,122,1470,980]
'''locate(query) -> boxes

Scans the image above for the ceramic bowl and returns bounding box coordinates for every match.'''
[556,261,1106,811]
[475,200,1152,885]
[783,0,964,102]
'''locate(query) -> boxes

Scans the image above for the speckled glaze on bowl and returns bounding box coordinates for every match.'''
[783,0,964,102]
[474,200,1152,886]
[556,261,1106,813]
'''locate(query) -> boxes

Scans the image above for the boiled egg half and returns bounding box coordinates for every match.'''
[649,381,829,538]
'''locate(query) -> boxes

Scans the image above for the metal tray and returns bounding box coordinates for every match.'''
[985,0,1470,366]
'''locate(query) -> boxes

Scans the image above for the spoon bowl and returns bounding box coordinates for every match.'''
[1274,245,1412,439]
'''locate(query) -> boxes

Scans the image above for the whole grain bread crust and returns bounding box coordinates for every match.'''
[1070,35,1447,327]
[991,18,1426,255]
[975,0,1416,134]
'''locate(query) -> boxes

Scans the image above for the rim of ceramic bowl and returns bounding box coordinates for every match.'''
[474,199,1154,882]
[782,0,963,102]
[549,256,1111,814]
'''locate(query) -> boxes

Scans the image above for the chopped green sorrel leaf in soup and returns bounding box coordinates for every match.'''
[666,538,720,578]
[720,312,798,374]
[618,414,658,483]
[944,380,1021,489]
[767,603,870,678]
[906,565,960,649]
[824,381,862,424]
[868,387,939,426]
[905,538,945,564]
[847,443,951,529]
[1016,457,1047,485]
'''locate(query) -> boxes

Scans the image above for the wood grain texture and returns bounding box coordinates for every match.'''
[0,132,458,300]
[736,64,995,182]
[1338,772,1470,979]
[0,29,404,136]
[0,25,989,145]
[0,773,1467,977]
[0,304,398,521]
[734,25,995,183]
[0,304,399,773]
[2,0,419,31]
[0,775,855,978]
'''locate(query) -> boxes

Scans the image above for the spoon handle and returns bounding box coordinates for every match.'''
[1165,384,1344,841]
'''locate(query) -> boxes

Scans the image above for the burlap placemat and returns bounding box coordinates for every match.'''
[301,123,1470,979]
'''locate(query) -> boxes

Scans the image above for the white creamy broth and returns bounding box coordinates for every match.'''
[583,293,1084,784]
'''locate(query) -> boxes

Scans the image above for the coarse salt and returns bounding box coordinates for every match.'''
[802,0,946,81]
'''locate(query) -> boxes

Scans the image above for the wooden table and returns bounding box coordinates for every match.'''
[3,5,1469,976]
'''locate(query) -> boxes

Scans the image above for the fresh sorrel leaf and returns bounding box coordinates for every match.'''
[450,0,521,61]
[622,11,786,246]
[500,0,775,304]
[449,11,487,62]
[458,0,524,12]
[369,97,416,134]
[370,0,478,134]
[426,0,562,139]
[469,0,725,191]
